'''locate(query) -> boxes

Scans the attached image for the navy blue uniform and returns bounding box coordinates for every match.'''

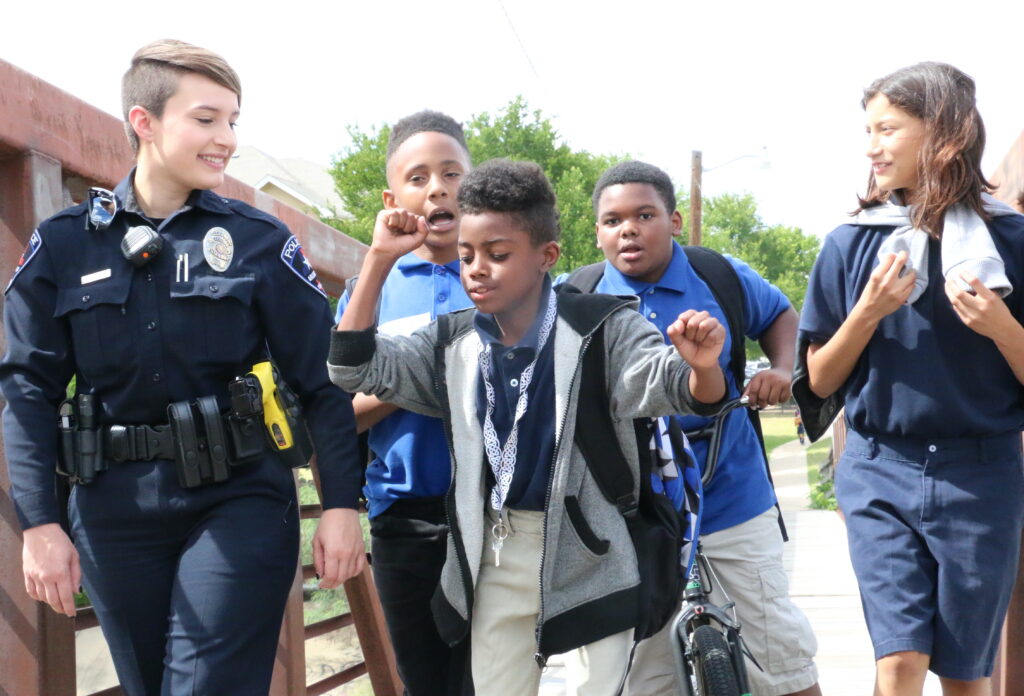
[800,219,1024,680]
[0,173,361,695]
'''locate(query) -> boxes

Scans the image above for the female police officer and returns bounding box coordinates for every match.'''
[0,40,365,695]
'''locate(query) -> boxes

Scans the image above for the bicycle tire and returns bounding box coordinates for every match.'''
[691,624,741,696]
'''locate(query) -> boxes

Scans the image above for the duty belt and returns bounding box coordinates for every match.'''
[99,395,268,488]
[103,424,176,462]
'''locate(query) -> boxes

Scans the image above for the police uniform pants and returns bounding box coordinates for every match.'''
[69,455,299,696]
[369,497,471,696]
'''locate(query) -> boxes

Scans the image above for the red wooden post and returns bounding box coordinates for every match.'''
[344,567,404,696]
[270,563,308,696]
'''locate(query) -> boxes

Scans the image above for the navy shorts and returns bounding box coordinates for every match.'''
[836,429,1024,680]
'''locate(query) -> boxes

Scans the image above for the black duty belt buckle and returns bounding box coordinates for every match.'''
[105,425,132,462]
[104,424,175,463]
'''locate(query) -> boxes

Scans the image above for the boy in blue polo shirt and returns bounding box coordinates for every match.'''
[334,111,474,695]
[584,161,821,696]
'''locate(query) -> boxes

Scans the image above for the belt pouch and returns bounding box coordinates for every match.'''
[168,401,205,488]
[75,428,105,483]
[195,396,230,483]
[57,400,77,479]
[227,415,265,463]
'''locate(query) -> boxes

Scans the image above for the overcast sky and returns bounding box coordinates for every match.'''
[5,0,1023,239]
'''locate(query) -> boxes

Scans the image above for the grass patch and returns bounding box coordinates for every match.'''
[757,410,838,511]
[805,438,837,510]
[756,411,801,459]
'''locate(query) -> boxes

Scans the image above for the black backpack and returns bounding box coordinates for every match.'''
[566,250,787,541]
[574,324,686,641]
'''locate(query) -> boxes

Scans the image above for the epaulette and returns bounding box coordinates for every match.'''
[41,201,89,227]
[220,197,289,230]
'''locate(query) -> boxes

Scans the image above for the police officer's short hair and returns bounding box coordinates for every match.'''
[386,110,470,165]
[122,40,242,153]
[592,161,677,215]
[457,158,560,245]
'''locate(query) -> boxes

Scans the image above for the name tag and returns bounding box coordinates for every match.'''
[81,269,112,285]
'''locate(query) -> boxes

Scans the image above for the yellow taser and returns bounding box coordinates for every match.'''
[250,361,296,450]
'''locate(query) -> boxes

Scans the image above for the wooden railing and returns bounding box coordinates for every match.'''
[0,57,402,696]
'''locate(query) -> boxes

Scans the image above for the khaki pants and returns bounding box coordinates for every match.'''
[472,509,633,696]
[624,508,819,696]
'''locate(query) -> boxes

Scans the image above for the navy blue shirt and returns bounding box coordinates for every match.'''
[1,173,362,529]
[473,280,556,511]
[335,252,473,518]
[558,243,790,533]
[800,217,1024,438]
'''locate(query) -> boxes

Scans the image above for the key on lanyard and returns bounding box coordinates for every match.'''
[491,516,510,567]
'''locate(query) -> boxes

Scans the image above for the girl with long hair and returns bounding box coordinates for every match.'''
[796,62,1024,695]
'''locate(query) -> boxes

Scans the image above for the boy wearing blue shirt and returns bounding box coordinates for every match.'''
[586,162,821,696]
[330,159,729,696]
[335,111,474,696]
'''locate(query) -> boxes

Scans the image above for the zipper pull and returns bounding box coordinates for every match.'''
[534,652,547,669]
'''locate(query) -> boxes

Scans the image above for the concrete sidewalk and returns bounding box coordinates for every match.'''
[541,437,943,695]
[753,438,941,695]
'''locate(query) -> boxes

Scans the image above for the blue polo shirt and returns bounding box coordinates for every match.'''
[336,252,473,517]
[799,218,1024,438]
[473,279,556,511]
[563,243,790,534]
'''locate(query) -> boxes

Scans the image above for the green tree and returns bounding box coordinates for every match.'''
[326,100,819,316]
[675,192,820,360]
[323,126,390,245]
[677,192,820,312]
[326,97,620,272]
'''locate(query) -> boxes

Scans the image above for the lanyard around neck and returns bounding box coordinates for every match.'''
[478,290,557,513]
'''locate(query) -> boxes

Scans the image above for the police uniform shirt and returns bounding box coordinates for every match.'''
[0,172,362,529]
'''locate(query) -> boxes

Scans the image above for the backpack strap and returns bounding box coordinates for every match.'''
[564,261,607,294]
[681,246,746,389]
[573,326,640,516]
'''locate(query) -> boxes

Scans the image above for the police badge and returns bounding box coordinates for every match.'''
[203,227,234,272]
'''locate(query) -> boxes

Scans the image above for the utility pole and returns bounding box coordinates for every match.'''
[689,150,702,246]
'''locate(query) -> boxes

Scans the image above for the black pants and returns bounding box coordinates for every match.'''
[71,456,299,696]
[370,497,470,696]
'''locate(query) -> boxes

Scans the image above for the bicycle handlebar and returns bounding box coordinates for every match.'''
[684,395,751,486]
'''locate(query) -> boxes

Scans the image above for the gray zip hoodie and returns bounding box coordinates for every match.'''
[327,288,723,660]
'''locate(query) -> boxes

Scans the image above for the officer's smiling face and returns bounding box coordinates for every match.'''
[138,72,240,197]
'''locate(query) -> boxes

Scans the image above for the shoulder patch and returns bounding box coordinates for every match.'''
[280,235,327,298]
[5,230,43,293]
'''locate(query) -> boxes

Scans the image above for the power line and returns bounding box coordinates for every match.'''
[495,0,543,85]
